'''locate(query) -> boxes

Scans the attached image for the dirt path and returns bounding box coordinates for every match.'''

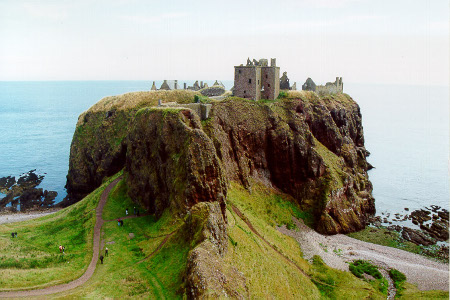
[0,177,122,298]
[278,217,449,291]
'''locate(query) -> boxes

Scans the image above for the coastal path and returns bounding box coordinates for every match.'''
[0,176,172,298]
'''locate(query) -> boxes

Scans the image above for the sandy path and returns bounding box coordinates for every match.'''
[278,217,449,291]
[0,210,60,225]
[0,177,122,298]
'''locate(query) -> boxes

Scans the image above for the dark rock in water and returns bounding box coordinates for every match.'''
[438,210,449,222]
[410,209,431,225]
[0,176,15,190]
[423,220,449,241]
[402,227,436,246]
[404,207,409,211]
[430,205,441,213]
[17,170,44,188]
[387,225,402,232]
[366,162,374,170]
[0,170,58,212]
[18,188,44,210]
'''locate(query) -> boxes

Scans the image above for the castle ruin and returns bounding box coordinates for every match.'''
[302,77,343,94]
[233,58,280,100]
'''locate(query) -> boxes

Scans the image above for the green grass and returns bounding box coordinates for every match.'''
[0,173,121,291]
[102,178,147,221]
[346,226,443,261]
[398,283,449,299]
[389,268,406,297]
[225,181,384,299]
[48,176,187,298]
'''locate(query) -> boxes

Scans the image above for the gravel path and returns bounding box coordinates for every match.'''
[0,177,122,298]
[0,210,60,225]
[278,217,449,291]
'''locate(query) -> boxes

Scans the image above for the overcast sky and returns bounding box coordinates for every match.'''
[0,0,448,85]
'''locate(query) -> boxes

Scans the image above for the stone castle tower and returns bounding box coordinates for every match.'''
[234,58,280,100]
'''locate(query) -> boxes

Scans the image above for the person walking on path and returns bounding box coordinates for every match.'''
[126,208,128,216]
[105,247,109,257]
[59,245,63,253]
[117,218,121,226]
[99,255,104,264]
[63,246,65,254]
[134,207,136,215]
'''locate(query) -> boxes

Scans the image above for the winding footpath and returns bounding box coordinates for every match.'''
[0,177,121,298]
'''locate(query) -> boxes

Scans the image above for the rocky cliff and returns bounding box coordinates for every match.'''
[66,90,374,234]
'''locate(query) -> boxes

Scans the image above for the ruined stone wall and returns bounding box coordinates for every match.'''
[261,66,280,100]
[316,77,343,95]
[234,66,261,100]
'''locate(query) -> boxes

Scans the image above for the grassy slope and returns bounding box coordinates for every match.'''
[50,176,188,299]
[225,180,384,299]
[0,173,123,291]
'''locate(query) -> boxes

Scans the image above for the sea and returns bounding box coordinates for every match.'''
[0,81,448,220]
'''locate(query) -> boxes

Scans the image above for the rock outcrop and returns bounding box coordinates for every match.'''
[66,90,374,234]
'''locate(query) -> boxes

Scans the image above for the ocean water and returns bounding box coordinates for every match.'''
[345,83,449,217]
[0,81,448,217]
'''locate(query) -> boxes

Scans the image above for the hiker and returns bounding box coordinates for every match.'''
[14,232,17,237]
[126,208,128,216]
[120,219,124,226]
[137,209,140,216]
[100,255,104,264]
[118,218,121,226]
[134,207,136,215]
[63,246,65,254]
[59,245,63,253]
[105,247,109,256]
[11,232,14,238]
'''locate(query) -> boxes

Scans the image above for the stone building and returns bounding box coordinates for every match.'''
[280,72,290,90]
[302,77,343,94]
[233,58,280,100]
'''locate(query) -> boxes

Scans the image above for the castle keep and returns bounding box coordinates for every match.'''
[233,58,280,100]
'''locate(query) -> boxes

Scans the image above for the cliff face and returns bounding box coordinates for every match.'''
[66,90,374,234]
[203,94,374,234]
[125,108,227,217]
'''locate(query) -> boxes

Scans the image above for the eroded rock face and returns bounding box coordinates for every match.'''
[64,110,130,206]
[204,95,374,234]
[125,108,227,216]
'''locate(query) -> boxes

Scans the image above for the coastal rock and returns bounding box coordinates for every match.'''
[401,227,436,246]
[0,170,57,212]
[66,91,374,235]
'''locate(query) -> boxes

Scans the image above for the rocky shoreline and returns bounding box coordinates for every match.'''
[369,205,449,261]
[0,170,58,212]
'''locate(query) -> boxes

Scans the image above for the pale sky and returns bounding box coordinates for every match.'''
[0,0,448,85]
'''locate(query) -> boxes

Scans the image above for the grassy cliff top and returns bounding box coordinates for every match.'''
[86,90,201,114]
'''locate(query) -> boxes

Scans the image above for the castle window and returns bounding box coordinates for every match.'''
[258,80,260,84]
[248,79,252,84]
[239,70,241,74]
[268,84,270,87]
[244,90,246,94]
[266,74,268,79]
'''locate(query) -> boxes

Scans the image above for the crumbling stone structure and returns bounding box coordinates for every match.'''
[233,58,280,100]
[280,71,290,90]
[302,77,343,94]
